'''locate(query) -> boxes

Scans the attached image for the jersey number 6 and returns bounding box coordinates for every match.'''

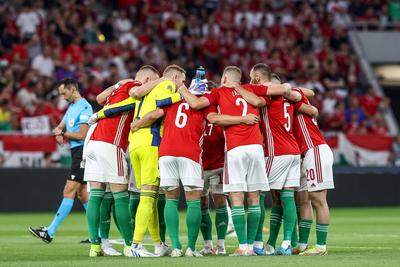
[175,102,190,128]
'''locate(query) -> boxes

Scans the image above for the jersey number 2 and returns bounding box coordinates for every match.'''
[175,102,190,128]
[236,98,248,116]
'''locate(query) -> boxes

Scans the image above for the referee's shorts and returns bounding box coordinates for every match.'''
[129,146,160,188]
[68,145,86,184]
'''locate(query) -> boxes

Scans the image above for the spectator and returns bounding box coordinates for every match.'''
[16,2,40,39]
[358,85,390,117]
[32,45,54,77]
[0,99,12,131]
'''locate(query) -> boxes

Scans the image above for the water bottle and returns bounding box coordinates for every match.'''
[195,66,206,83]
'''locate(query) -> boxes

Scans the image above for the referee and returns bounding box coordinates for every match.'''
[29,78,93,243]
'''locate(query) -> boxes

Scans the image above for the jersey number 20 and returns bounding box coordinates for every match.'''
[175,102,190,128]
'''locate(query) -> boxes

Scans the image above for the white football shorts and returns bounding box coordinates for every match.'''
[159,156,203,191]
[224,144,269,193]
[298,144,335,192]
[266,154,301,190]
[202,168,224,196]
[84,140,128,184]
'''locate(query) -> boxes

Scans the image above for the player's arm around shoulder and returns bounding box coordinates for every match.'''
[131,109,165,132]
[297,103,319,118]
[130,77,168,99]
[206,112,259,126]
[232,83,265,107]
[178,84,210,110]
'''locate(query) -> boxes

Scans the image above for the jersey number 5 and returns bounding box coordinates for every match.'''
[175,102,190,128]
[283,102,291,132]
[236,98,248,116]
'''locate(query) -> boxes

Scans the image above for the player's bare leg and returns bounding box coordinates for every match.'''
[265,190,282,254]
[212,193,228,255]
[76,183,88,207]
[294,191,313,254]
[86,181,107,256]
[246,191,261,255]
[184,189,203,257]
[300,190,329,256]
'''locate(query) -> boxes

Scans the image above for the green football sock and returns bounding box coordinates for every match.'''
[232,206,246,244]
[316,223,329,246]
[186,199,201,250]
[158,194,166,243]
[215,206,228,240]
[291,216,298,247]
[165,198,181,249]
[113,190,133,246]
[99,192,113,239]
[129,192,140,232]
[200,208,212,241]
[281,189,297,241]
[247,205,261,245]
[267,205,283,247]
[255,193,266,242]
[299,219,312,244]
[87,188,105,245]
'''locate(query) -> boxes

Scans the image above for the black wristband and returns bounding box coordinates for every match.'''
[61,130,65,136]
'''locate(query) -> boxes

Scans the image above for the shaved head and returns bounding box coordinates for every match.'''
[222,66,242,83]
[135,65,160,83]
[250,63,272,84]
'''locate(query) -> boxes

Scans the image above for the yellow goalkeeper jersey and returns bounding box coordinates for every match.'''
[97,80,181,149]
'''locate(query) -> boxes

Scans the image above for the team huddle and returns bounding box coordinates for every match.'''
[30,63,334,258]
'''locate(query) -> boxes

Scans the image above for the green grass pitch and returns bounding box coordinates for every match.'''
[0,208,399,267]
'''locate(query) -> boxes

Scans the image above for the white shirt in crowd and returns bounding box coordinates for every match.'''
[32,54,54,77]
[16,11,40,36]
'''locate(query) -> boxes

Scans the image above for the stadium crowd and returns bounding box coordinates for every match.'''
[0,0,395,135]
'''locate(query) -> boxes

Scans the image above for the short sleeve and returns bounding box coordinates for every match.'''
[242,84,267,96]
[203,90,218,106]
[78,104,93,124]
[155,81,182,107]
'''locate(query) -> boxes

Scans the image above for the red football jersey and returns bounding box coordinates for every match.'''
[293,90,326,154]
[202,105,225,170]
[204,85,263,151]
[259,95,300,156]
[159,100,205,163]
[90,81,138,150]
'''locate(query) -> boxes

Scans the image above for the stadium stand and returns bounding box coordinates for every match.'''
[0,0,399,167]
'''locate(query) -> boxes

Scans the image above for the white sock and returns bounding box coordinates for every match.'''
[247,244,254,250]
[298,242,308,250]
[254,241,264,249]
[281,240,291,249]
[316,244,326,251]
[217,239,225,247]
[101,239,110,247]
[204,240,213,248]
[239,244,247,250]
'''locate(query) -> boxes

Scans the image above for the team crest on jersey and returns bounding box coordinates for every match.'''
[167,84,173,92]
[69,118,75,127]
